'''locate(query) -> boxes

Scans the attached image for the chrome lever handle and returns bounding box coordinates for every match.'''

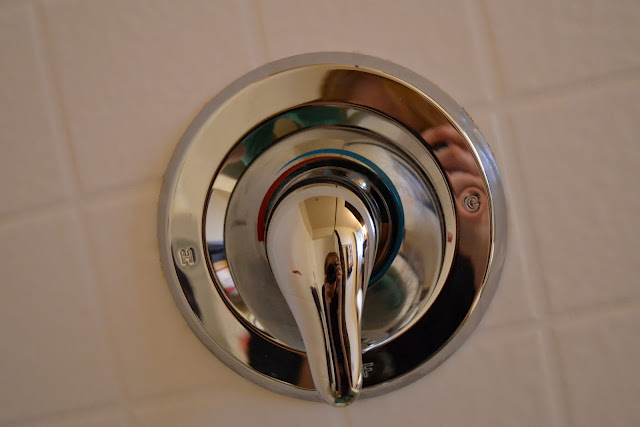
[265,183,378,406]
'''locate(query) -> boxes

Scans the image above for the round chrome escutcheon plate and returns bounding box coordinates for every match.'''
[158,53,507,402]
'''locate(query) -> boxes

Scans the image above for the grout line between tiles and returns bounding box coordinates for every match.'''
[251,0,272,62]
[470,0,508,102]
[0,202,73,232]
[465,0,503,104]
[490,116,548,316]
[538,327,573,427]
[238,0,269,67]
[466,66,640,115]
[491,53,575,427]
[468,0,548,325]
[470,1,571,425]
[0,178,159,231]
[480,295,640,338]
[80,177,161,207]
[503,67,640,111]
[550,297,640,327]
[488,91,573,427]
[6,403,124,427]
[0,198,70,227]
[492,114,559,318]
[31,2,135,424]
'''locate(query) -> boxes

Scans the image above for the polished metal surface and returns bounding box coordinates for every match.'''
[222,120,450,354]
[158,52,508,406]
[267,184,377,406]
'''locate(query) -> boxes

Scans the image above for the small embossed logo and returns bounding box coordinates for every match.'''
[178,248,196,267]
[363,362,374,379]
[463,194,480,212]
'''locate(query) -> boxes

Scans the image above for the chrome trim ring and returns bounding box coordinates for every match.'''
[158,52,507,402]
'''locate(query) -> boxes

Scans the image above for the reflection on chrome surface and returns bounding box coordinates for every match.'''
[267,187,376,406]
[213,108,449,354]
[160,53,506,406]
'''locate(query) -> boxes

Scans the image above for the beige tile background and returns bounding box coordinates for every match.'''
[0,0,638,425]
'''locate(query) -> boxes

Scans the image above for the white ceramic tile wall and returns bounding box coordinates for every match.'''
[0,0,638,425]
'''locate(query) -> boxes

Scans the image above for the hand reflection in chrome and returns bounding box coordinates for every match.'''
[421,125,490,282]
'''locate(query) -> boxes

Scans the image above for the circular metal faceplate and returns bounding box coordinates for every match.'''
[158,53,507,401]
[217,111,454,353]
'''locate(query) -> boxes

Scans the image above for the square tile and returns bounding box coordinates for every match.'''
[343,328,554,426]
[553,307,640,426]
[483,0,640,96]
[42,0,254,193]
[0,2,70,215]
[0,212,118,423]
[509,81,640,311]
[85,189,226,398]
[258,0,489,106]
